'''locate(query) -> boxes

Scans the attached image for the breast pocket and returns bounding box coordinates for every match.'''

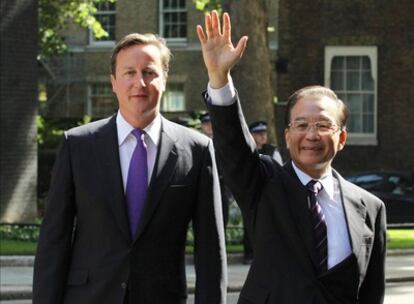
[360,233,374,266]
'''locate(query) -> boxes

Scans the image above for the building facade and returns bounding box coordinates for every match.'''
[41,0,279,124]
[276,0,414,174]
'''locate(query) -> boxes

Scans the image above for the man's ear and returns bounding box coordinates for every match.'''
[110,74,116,93]
[284,128,290,149]
[162,73,168,92]
[337,128,347,151]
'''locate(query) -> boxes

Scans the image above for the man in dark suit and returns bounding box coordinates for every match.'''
[200,112,233,228]
[197,11,386,303]
[33,33,226,304]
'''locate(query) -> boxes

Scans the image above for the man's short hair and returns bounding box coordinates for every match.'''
[284,85,349,129]
[110,33,172,77]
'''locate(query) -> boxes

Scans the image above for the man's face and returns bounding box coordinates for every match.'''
[284,96,347,178]
[252,131,268,148]
[111,44,166,128]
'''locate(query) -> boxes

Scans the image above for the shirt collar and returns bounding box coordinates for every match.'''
[291,161,335,199]
[116,110,161,147]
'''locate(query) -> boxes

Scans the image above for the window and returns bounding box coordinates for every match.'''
[161,83,185,111]
[88,83,117,117]
[159,0,187,42]
[325,47,377,145]
[89,1,116,46]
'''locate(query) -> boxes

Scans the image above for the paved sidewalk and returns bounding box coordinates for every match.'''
[1,251,414,300]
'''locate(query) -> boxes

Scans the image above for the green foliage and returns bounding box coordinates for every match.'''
[39,0,116,59]
[187,203,245,246]
[192,0,222,13]
[37,115,91,149]
[0,224,41,242]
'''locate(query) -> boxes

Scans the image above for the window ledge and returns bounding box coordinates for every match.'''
[346,135,378,146]
[86,42,115,51]
[166,39,188,47]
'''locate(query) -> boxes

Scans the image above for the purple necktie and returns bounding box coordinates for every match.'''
[126,129,148,238]
[306,180,328,274]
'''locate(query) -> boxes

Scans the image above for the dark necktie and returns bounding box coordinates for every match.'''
[126,129,148,238]
[306,180,328,274]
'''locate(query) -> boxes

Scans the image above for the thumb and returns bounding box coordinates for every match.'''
[235,36,248,59]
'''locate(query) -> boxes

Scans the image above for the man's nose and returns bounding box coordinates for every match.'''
[305,126,320,139]
[134,73,146,87]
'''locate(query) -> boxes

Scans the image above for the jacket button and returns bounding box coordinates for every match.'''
[121,282,127,289]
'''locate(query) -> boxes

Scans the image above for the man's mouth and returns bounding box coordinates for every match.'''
[131,94,147,98]
[301,146,322,151]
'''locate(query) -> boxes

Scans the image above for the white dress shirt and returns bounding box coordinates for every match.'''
[208,81,352,269]
[291,161,352,269]
[116,111,161,192]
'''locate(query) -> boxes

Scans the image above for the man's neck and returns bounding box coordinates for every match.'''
[291,160,332,180]
[119,110,158,129]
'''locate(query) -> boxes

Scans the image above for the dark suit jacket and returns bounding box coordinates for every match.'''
[33,114,226,304]
[206,95,386,304]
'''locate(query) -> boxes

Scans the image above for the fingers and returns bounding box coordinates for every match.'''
[205,13,213,38]
[223,12,231,42]
[211,10,222,36]
[203,10,222,38]
[196,25,206,44]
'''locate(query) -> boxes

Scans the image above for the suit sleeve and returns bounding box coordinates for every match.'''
[358,201,387,304]
[204,92,270,216]
[192,140,227,304]
[33,135,76,304]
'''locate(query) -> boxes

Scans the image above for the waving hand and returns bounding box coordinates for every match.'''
[196,11,248,88]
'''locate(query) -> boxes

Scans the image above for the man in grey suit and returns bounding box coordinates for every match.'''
[33,33,226,304]
[197,11,386,303]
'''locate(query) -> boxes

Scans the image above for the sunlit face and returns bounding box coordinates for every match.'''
[252,131,268,149]
[111,44,166,128]
[284,96,347,178]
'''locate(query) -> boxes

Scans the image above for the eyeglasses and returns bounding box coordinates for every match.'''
[288,120,341,134]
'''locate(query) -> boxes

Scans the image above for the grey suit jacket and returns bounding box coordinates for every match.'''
[33,114,226,304]
[206,94,386,304]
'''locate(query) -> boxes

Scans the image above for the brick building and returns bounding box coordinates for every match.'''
[40,0,279,123]
[0,0,38,222]
[276,0,414,174]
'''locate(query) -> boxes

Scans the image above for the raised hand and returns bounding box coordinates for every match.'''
[196,10,248,88]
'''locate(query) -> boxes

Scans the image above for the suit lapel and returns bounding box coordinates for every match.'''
[133,117,178,241]
[281,162,319,271]
[95,115,131,243]
[335,171,366,258]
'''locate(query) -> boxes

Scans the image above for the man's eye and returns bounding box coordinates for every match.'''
[125,70,135,76]
[143,70,156,77]
[317,122,333,130]
[296,122,308,129]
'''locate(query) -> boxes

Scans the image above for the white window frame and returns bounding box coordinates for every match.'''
[88,1,116,47]
[87,83,117,117]
[325,46,378,145]
[161,82,186,112]
[159,0,187,45]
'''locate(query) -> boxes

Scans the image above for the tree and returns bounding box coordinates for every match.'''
[194,0,277,141]
[39,0,115,59]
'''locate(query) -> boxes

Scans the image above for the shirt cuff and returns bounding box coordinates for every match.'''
[207,77,236,106]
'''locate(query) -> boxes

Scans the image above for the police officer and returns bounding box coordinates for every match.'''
[249,121,283,165]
